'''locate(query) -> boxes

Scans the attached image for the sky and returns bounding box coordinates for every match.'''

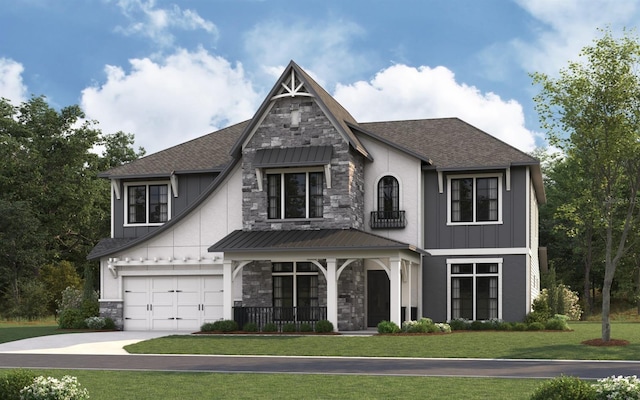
[1,0,639,156]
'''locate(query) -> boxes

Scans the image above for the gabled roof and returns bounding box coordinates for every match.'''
[229,60,371,160]
[355,118,539,170]
[98,120,248,179]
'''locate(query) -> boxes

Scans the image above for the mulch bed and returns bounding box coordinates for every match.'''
[581,338,630,346]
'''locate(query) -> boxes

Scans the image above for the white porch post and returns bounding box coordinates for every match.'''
[326,258,338,332]
[404,261,412,322]
[390,256,402,327]
[223,259,234,320]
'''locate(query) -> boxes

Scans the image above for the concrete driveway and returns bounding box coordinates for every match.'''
[0,331,185,355]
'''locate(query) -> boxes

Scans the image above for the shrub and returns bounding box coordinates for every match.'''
[103,317,116,330]
[448,318,470,331]
[282,323,297,333]
[262,322,278,333]
[545,315,570,331]
[529,376,595,400]
[85,316,106,330]
[38,261,83,315]
[494,321,513,331]
[212,320,238,332]
[527,322,545,331]
[0,369,36,400]
[470,320,492,331]
[512,322,528,331]
[1,280,51,321]
[435,322,452,333]
[299,323,313,332]
[20,375,89,400]
[315,319,334,333]
[593,375,640,400]
[242,322,258,332]
[377,320,400,334]
[58,309,86,329]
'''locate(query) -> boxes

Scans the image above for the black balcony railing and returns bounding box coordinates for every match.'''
[370,210,407,229]
[233,306,327,331]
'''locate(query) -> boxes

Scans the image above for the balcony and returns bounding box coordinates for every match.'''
[370,210,407,229]
[233,306,327,331]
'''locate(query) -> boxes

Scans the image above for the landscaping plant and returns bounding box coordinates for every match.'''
[20,375,89,400]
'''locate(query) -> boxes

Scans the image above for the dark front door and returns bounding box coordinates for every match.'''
[367,270,390,327]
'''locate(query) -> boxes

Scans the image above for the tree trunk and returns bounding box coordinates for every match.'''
[583,228,593,317]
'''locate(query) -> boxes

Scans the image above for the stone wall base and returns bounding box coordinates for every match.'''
[99,300,124,330]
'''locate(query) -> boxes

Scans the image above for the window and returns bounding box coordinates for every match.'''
[272,262,319,320]
[448,259,501,321]
[378,175,399,217]
[267,171,323,219]
[448,174,501,224]
[125,183,170,225]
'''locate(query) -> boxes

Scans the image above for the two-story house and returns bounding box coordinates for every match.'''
[88,61,545,332]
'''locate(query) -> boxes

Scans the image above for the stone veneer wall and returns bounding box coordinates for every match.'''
[241,260,365,331]
[241,96,365,231]
[99,300,123,330]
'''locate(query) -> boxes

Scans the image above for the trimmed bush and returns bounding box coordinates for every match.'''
[262,322,278,332]
[103,317,116,330]
[512,322,528,331]
[299,323,313,332]
[545,315,570,331]
[282,323,297,332]
[593,375,640,400]
[242,322,258,332]
[315,319,334,333]
[377,320,400,334]
[527,322,545,331]
[85,316,106,330]
[200,320,238,332]
[529,375,595,400]
[0,369,36,400]
[448,318,470,331]
[58,309,87,329]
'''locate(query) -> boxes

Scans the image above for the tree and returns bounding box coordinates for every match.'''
[0,96,144,316]
[532,29,640,341]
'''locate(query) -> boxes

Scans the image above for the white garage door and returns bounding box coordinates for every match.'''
[123,276,223,331]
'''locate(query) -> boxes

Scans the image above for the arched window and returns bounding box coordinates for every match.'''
[378,175,399,218]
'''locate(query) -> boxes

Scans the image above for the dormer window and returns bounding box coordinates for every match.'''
[268,171,323,219]
[125,182,170,225]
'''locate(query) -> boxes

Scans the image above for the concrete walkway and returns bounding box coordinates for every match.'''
[0,331,185,355]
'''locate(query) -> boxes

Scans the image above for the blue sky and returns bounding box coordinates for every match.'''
[1,0,638,155]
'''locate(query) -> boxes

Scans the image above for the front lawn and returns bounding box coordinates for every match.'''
[126,321,640,360]
[5,370,542,400]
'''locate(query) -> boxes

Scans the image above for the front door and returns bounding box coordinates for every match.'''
[367,270,390,327]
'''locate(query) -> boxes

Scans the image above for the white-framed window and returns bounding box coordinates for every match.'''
[124,182,170,226]
[267,168,323,219]
[447,173,502,225]
[447,258,502,321]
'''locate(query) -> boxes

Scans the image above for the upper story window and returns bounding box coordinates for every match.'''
[267,170,323,219]
[371,175,406,229]
[378,176,399,214]
[125,182,170,225]
[447,174,502,225]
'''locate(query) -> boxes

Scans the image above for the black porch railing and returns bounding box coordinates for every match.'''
[233,306,327,331]
[370,210,407,229]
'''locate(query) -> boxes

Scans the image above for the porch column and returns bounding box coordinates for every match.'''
[403,261,412,322]
[390,256,402,327]
[223,259,233,320]
[326,258,338,332]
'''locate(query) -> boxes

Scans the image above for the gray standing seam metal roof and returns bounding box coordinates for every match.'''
[254,146,333,168]
[208,229,425,254]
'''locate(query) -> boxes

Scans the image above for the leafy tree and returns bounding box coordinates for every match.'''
[532,28,640,341]
[0,96,144,317]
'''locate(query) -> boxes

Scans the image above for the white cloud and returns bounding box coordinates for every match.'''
[0,58,27,105]
[81,48,259,154]
[112,0,218,47]
[513,0,640,76]
[243,19,372,89]
[334,64,539,152]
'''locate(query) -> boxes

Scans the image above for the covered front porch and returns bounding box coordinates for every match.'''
[208,229,424,331]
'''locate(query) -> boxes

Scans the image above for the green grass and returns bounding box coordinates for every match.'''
[126,321,640,360]
[5,370,542,400]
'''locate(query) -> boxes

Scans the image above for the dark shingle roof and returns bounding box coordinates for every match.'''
[87,238,137,259]
[99,120,248,178]
[209,228,425,254]
[356,118,539,170]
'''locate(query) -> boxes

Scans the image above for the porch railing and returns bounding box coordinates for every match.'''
[370,210,407,229]
[233,306,327,331]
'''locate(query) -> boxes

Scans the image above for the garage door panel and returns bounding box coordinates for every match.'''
[123,275,224,331]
